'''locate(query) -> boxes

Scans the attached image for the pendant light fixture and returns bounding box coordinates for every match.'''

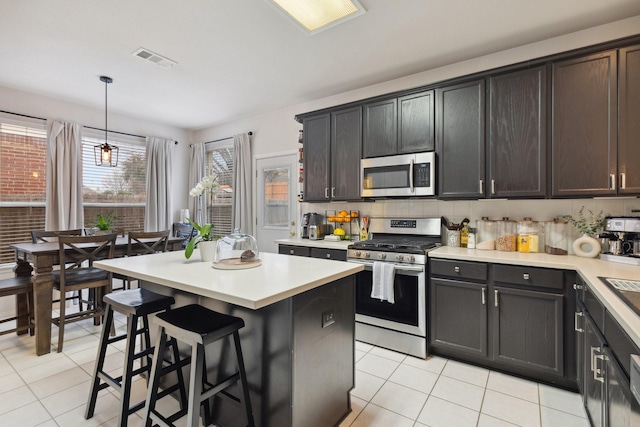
[93,75,119,167]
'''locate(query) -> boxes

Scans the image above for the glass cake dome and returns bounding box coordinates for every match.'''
[213,228,260,268]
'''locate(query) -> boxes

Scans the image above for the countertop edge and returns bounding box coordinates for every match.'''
[275,238,352,250]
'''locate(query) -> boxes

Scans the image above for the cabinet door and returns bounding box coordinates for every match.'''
[363,98,397,158]
[493,286,563,376]
[436,80,486,199]
[576,301,586,397]
[604,346,640,427]
[618,44,640,195]
[398,91,435,154]
[430,278,488,357]
[310,247,347,261]
[303,114,331,201]
[489,66,547,198]
[584,315,606,427]
[331,107,362,201]
[552,51,617,197]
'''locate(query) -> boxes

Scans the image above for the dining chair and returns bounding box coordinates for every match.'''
[53,233,117,352]
[31,229,83,243]
[112,230,171,291]
[0,275,34,337]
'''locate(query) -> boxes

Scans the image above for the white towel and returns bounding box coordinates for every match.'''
[371,262,396,303]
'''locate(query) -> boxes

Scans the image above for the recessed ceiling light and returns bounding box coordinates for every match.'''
[270,0,366,34]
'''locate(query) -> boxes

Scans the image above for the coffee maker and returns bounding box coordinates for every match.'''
[600,216,640,265]
[301,213,323,239]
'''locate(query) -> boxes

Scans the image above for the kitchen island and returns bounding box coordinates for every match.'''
[94,251,363,427]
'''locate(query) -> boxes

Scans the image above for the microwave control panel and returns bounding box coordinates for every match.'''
[414,163,431,187]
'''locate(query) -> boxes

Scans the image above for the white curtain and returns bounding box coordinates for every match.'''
[45,120,83,231]
[232,133,252,235]
[144,137,173,231]
[188,142,205,225]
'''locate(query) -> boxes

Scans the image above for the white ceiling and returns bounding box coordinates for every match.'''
[1,0,639,130]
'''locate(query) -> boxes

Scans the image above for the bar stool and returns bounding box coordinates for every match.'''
[143,304,255,427]
[85,288,187,427]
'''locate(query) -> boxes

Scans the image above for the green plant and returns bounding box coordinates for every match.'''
[95,211,119,231]
[184,217,219,259]
[563,206,606,236]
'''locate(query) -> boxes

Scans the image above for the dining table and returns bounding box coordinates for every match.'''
[10,235,186,355]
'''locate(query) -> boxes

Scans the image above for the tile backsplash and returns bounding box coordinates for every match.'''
[301,198,640,252]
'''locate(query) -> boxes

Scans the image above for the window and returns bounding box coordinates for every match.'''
[0,114,47,264]
[81,129,146,232]
[205,143,234,237]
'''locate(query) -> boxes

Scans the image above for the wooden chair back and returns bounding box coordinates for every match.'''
[127,230,171,256]
[31,229,83,243]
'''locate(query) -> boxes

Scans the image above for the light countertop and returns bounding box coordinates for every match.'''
[94,251,363,310]
[430,247,640,347]
[275,238,353,250]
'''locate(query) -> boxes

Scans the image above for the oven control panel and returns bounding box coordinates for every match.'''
[390,219,416,228]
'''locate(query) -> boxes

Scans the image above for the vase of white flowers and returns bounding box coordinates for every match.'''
[185,175,220,261]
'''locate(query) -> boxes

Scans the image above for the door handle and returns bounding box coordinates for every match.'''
[590,346,601,372]
[481,287,486,305]
[574,311,584,332]
[594,354,606,383]
[494,289,498,307]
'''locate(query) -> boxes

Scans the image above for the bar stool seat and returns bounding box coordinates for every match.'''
[85,288,187,427]
[143,304,255,427]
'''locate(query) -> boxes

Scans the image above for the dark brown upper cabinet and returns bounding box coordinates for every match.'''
[302,107,362,202]
[302,114,331,202]
[436,80,486,199]
[552,50,617,197]
[363,91,434,158]
[618,44,640,195]
[488,66,547,198]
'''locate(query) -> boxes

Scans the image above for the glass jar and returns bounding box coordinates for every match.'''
[544,219,569,255]
[496,218,517,252]
[476,218,497,250]
[214,228,260,264]
[517,218,540,253]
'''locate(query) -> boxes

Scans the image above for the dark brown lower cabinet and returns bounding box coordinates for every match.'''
[493,286,564,376]
[583,313,606,427]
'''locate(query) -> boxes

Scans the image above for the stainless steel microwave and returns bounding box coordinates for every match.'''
[361,152,436,198]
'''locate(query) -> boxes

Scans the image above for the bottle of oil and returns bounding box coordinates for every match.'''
[460,218,470,248]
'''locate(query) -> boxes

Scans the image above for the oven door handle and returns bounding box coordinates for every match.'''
[347,259,425,273]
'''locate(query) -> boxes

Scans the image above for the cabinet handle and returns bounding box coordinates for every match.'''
[326,254,331,259]
[594,354,606,383]
[573,283,584,291]
[494,289,499,307]
[574,311,584,332]
[610,174,616,191]
[481,287,486,305]
[590,346,601,372]
[479,180,484,195]
[454,266,460,273]
[621,173,626,190]
[289,249,294,255]
[491,180,496,195]
[523,273,530,280]
[331,187,335,198]
[325,188,329,199]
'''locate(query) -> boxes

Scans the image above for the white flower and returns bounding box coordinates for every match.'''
[189,175,219,198]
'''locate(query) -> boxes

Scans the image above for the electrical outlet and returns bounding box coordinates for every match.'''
[322,310,335,328]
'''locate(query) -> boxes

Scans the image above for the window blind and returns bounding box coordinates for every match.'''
[0,113,47,264]
[205,143,234,237]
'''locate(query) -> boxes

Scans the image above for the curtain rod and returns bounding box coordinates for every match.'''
[192,131,253,147]
[1,109,179,144]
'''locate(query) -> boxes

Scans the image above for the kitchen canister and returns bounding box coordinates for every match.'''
[476,218,497,250]
[517,218,539,253]
[544,218,569,255]
[447,229,460,247]
[496,218,517,252]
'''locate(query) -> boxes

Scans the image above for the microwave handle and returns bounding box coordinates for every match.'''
[409,159,415,193]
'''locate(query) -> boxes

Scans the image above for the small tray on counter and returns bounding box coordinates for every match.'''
[212,258,262,270]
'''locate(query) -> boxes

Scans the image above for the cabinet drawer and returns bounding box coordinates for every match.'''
[278,245,311,257]
[430,259,487,281]
[310,248,347,261]
[493,265,563,291]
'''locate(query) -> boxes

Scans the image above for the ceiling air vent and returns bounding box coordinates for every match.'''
[132,48,177,68]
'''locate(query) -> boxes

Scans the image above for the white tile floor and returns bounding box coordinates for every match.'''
[0,312,590,427]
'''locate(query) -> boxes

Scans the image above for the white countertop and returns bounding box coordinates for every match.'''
[94,251,363,310]
[275,238,352,250]
[430,247,640,347]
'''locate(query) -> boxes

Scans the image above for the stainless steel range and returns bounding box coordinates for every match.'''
[347,217,442,358]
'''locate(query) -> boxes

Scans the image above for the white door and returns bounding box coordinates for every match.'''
[256,154,298,253]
